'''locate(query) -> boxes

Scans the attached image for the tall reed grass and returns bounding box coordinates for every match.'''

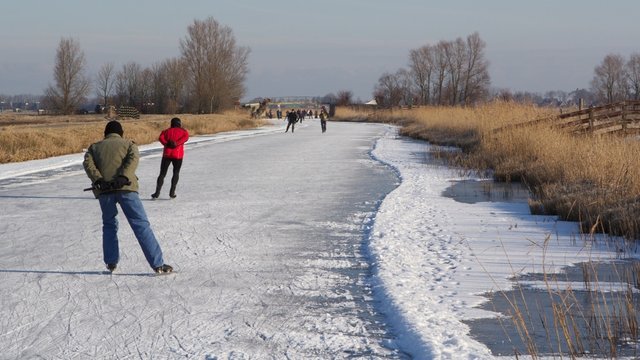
[0,111,262,163]
[335,103,640,241]
[502,245,640,358]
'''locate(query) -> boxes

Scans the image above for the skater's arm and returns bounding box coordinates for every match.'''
[82,145,103,182]
[119,142,139,181]
[175,129,189,146]
[158,130,168,146]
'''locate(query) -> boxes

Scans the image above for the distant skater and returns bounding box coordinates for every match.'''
[319,106,328,133]
[152,117,189,199]
[285,109,298,133]
[83,120,173,274]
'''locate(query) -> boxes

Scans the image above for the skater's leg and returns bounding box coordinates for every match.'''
[169,159,183,197]
[118,192,164,269]
[98,194,120,265]
[153,157,171,197]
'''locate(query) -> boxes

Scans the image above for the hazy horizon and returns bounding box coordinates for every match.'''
[1,0,638,102]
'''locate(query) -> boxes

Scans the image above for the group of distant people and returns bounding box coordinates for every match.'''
[284,106,329,134]
[269,108,323,121]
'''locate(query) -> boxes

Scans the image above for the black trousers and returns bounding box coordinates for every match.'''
[285,120,295,132]
[155,157,183,196]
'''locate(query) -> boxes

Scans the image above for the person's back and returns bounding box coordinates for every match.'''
[85,134,139,189]
[159,125,189,160]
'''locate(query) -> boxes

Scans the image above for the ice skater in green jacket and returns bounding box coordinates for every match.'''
[83,120,173,274]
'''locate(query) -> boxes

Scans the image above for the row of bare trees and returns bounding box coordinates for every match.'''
[44,17,249,115]
[94,58,189,114]
[374,32,491,108]
[590,53,640,104]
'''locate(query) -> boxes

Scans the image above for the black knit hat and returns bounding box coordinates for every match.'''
[170,117,182,128]
[104,120,124,137]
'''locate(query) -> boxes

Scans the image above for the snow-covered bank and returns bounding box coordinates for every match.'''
[0,124,283,182]
[368,130,631,358]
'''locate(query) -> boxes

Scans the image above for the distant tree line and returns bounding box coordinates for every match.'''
[373,32,491,108]
[368,32,640,109]
[314,90,353,107]
[590,53,640,104]
[492,88,596,108]
[42,17,249,115]
[496,53,640,108]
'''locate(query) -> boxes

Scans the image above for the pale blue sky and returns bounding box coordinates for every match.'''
[1,0,638,101]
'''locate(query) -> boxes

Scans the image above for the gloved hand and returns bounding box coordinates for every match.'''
[166,140,177,149]
[93,179,110,191]
[112,175,130,189]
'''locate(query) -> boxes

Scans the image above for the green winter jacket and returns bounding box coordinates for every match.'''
[83,133,140,198]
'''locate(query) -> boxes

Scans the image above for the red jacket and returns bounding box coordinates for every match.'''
[159,126,189,159]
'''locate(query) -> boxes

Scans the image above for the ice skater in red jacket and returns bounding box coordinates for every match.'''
[152,117,189,199]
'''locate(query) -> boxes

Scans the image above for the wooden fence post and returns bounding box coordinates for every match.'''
[588,108,594,132]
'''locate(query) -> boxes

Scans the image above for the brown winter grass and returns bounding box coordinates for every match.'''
[0,111,262,163]
[335,103,640,240]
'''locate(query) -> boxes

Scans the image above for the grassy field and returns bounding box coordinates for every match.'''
[335,103,640,241]
[0,111,262,163]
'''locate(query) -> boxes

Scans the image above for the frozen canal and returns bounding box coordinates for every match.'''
[0,119,630,358]
[0,121,404,358]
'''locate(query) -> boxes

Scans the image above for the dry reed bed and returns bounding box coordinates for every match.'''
[336,103,640,241]
[0,111,261,163]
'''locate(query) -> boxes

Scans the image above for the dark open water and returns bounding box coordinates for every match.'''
[443,179,640,358]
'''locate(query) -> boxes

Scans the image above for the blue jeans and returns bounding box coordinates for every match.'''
[98,191,164,269]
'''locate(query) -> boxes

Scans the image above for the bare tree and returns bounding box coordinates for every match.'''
[405,32,490,107]
[408,45,434,106]
[162,58,187,113]
[43,37,91,114]
[374,71,404,107]
[114,62,143,107]
[627,53,640,100]
[444,37,466,105]
[322,93,337,105]
[180,17,250,113]
[139,67,154,113]
[432,40,450,105]
[126,58,186,115]
[336,90,353,106]
[591,54,628,104]
[461,32,490,105]
[95,62,115,107]
[396,68,415,106]
[147,62,167,114]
